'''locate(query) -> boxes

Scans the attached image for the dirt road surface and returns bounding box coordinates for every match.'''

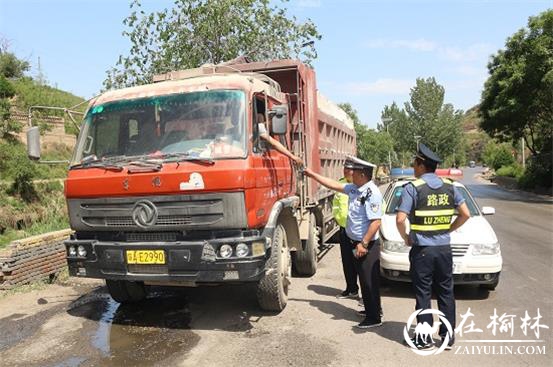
[0,168,551,367]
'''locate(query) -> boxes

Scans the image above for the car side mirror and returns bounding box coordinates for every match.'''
[481,206,495,215]
[269,106,287,135]
[27,126,41,160]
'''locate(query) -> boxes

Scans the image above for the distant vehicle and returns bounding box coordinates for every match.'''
[379,176,502,290]
[469,160,476,168]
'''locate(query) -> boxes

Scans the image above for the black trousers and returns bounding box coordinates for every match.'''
[339,227,358,293]
[409,245,456,340]
[347,236,382,322]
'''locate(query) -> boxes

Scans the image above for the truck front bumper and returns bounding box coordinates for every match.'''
[64,238,268,284]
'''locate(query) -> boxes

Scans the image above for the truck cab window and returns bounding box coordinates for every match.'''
[254,96,269,153]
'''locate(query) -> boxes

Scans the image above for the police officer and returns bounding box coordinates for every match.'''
[332,158,359,299]
[396,143,471,349]
[305,156,383,329]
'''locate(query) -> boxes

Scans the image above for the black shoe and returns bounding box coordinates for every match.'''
[336,290,359,299]
[358,309,384,319]
[407,336,435,350]
[355,318,382,329]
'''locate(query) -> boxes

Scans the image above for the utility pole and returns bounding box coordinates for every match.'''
[521,137,526,169]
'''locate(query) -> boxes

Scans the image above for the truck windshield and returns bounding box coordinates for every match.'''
[72,90,246,165]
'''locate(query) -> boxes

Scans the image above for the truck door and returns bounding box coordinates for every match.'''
[251,94,290,206]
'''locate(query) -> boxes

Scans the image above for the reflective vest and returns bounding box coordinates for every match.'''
[408,178,455,235]
[332,178,349,228]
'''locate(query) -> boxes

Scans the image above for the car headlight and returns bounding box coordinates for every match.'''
[472,243,500,256]
[219,244,233,258]
[383,240,410,253]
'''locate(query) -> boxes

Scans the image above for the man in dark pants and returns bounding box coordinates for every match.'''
[332,159,359,299]
[305,156,383,329]
[396,143,470,350]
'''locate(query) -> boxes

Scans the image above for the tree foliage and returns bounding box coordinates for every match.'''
[105,0,321,89]
[338,102,393,166]
[0,51,30,79]
[380,77,464,166]
[480,10,552,157]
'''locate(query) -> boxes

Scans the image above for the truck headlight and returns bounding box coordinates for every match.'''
[472,243,500,256]
[236,243,249,258]
[219,244,233,258]
[68,246,77,257]
[77,245,87,257]
[383,240,410,253]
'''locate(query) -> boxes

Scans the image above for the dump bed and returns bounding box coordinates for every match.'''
[223,59,356,203]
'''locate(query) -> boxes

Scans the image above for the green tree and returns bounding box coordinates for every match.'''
[480,10,552,187]
[0,52,30,79]
[105,0,321,89]
[381,77,464,166]
[338,102,393,165]
[0,75,21,139]
[480,10,552,157]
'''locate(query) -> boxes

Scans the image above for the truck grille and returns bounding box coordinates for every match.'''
[451,244,470,257]
[126,232,178,242]
[68,193,247,231]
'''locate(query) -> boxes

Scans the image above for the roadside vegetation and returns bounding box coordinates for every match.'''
[0,44,84,248]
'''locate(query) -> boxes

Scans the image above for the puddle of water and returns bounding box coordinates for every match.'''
[70,294,200,366]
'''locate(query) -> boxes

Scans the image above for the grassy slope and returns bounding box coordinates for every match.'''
[1,79,85,248]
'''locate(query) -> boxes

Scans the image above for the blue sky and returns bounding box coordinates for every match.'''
[1,0,551,128]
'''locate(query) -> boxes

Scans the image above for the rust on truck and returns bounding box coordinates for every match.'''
[61,59,355,311]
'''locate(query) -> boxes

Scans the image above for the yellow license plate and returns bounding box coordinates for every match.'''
[126,250,166,264]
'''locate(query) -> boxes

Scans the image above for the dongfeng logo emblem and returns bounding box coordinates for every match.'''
[403,309,454,356]
[132,200,158,228]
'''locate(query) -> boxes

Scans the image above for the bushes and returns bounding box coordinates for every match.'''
[483,141,515,170]
[496,164,524,179]
[518,153,553,189]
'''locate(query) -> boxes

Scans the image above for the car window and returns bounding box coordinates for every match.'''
[386,184,480,216]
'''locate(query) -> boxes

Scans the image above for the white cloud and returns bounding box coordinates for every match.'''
[364,38,494,64]
[439,43,494,62]
[343,78,413,95]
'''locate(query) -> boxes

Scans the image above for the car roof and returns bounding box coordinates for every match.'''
[389,177,465,188]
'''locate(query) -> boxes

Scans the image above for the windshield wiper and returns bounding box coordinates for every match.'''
[70,160,124,172]
[161,152,215,166]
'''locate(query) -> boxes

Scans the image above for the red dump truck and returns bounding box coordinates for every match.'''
[27,59,356,311]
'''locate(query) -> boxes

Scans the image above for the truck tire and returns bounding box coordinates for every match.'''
[293,212,318,276]
[106,280,147,303]
[256,224,290,312]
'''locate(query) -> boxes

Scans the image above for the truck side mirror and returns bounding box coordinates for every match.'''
[269,106,288,135]
[27,126,41,160]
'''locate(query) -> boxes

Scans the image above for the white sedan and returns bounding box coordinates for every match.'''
[379,177,502,290]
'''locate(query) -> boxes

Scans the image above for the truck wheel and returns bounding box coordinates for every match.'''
[106,280,147,303]
[256,224,290,312]
[293,212,318,276]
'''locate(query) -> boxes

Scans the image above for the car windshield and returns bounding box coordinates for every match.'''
[385,184,480,216]
[72,90,246,165]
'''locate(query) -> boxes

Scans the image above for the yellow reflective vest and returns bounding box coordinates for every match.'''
[332,178,349,228]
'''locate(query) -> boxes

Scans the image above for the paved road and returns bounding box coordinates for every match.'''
[0,167,551,367]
